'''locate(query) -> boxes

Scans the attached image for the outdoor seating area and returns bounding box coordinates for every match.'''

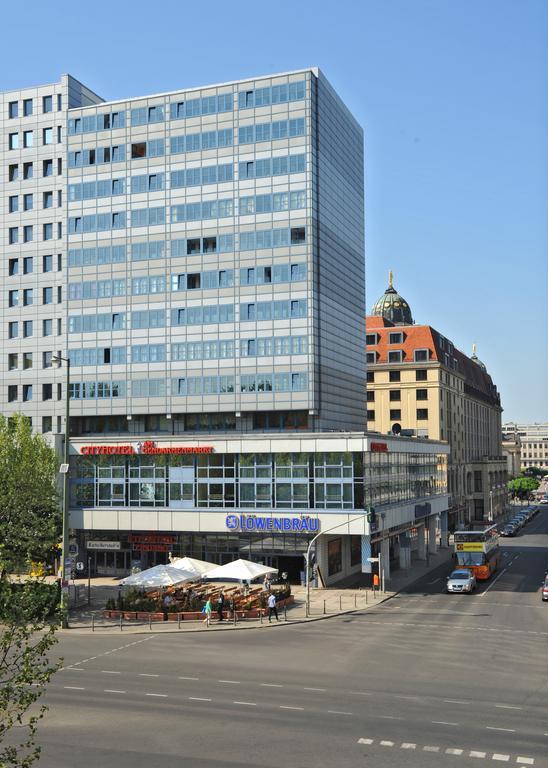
[102,557,293,622]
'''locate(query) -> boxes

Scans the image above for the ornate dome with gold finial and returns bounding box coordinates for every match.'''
[371,271,414,326]
[471,343,487,371]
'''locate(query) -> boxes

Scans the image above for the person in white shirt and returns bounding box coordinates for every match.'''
[267,592,279,622]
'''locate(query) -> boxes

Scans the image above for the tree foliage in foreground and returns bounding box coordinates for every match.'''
[0,414,62,767]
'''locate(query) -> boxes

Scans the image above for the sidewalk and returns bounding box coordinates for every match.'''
[62,547,456,635]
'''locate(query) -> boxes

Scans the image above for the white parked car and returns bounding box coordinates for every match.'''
[446,569,476,594]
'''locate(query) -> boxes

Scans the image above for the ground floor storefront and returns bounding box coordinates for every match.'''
[66,431,450,586]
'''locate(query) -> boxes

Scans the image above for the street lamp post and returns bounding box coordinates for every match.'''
[52,354,70,628]
[489,489,493,522]
[304,513,371,617]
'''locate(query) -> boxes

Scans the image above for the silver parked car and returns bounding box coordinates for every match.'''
[446,569,476,594]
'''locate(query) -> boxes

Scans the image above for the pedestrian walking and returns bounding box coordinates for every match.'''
[263,575,271,592]
[267,592,279,622]
[202,598,212,625]
[217,591,225,622]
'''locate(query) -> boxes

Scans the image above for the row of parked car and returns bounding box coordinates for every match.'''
[499,505,540,537]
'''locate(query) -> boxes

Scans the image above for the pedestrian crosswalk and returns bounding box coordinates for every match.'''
[357,738,536,764]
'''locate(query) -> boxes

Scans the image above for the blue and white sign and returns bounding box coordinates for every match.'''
[225,514,320,533]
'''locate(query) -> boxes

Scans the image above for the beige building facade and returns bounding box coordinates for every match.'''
[366,278,507,528]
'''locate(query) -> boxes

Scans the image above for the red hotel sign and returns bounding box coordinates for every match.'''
[128,534,176,553]
[370,442,388,453]
[80,440,213,456]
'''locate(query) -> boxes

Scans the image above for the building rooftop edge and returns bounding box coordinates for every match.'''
[63,67,322,111]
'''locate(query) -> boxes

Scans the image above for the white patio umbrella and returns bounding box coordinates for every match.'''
[170,556,217,577]
[120,564,197,588]
[204,558,278,582]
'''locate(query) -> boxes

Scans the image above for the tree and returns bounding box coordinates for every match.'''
[0,414,60,572]
[522,466,544,479]
[0,414,62,767]
[507,475,539,499]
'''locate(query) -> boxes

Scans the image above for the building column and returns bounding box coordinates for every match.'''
[399,532,411,570]
[439,510,449,547]
[380,537,390,584]
[428,515,438,554]
[417,525,427,560]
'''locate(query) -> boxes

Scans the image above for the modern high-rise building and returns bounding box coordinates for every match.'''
[2,70,450,584]
[2,68,365,435]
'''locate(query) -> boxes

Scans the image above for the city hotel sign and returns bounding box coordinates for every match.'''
[226,514,320,533]
[80,441,214,456]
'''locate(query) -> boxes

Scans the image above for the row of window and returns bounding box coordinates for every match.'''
[66,81,305,137]
[8,94,58,119]
[8,222,61,244]
[8,190,60,212]
[7,318,62,340]
[66,227,306,268]
[8,126,61,150]
[366,409,429,421]
[7,350,59,370]
[366,389,428,402]
[8,158,61,181]
[367,349,430,364]
[366,369,429,383]
[7,382,62,404]
[8,253,61,277]
[238,118,305,145]
[8,286,62,307]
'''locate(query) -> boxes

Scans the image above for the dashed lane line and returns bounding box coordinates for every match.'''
[233,701,256,706]
[219,680,240,684]
[356,740,536,764]
[304,687,326,692]
[433,721,459,726]
[380,741,395,747]
[517,758,535,765]
[104,689,126,694]
[328,710,353,715]
[492,756,510,763]
[486,727,516,733]
[188,697,211,702]
[280,705,304,711]
[495,705,522,710]
[446,748,464,755]
[178,676,199,681]
[63,686,85,690]
[101,670,121,674]
[145,693,168,698]
[424,746,441,752]
[260,683,283,688]
[139,673,159,678]
[401,743,416,749]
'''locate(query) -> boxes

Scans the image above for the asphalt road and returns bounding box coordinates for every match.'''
[28,508,548,768]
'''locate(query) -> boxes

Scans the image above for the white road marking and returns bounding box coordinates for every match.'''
[304,687,326,692]
[516,759,534,765]
[380,741,394,747]
[486,727,515,733]
[444,699,470,704]
[188,697,211,701]
[358,738,374,745]
[219,680,241,684]
[495,704,522,710]
[280,705,304,710]
[145,693,167,698]
[492,756,510,763]
[470,751,487,758]
[349,690,372,696]
[64,667,84,671]
[101,670,121,674]
[104,689,126,694]
[139,673,159,678]
[446,748,463,755]
[380,715,403,720]
[328,710,352,715]
[396,695,419,700]
[432,721,459,726]
[63,686,85,690]
[480,565,510,596]
[233,701,256,706]
[261,683,283,687]
[424,746,440,752]
[178,676,199,681]
[401,743,416,749]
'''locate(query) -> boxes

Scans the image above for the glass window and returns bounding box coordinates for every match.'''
[8,101,18,118]
[23,99,33,116]
[43,127,53,145]
[23,130,33,147]
[9,133,19,150]
[42,95,53,113]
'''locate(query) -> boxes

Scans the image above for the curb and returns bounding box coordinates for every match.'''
[60,594,394,636]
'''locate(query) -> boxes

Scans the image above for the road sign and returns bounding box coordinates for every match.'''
[367,557,379,563]
[64,557,73,567]
[75,561,84,571]
[68,542,78,556]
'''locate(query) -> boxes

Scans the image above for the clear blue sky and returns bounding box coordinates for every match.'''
[2,0,546,422]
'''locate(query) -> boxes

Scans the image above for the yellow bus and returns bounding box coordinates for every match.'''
[453,525,500,580]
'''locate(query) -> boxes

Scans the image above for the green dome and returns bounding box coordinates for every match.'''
[371,272,413,326]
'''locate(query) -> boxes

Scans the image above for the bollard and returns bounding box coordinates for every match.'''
[339,595,342,611]
[354,594,357,608]
[91,613,95,632]
[233,609,237,626]
[284,604,287,621]
[149,614,152,631]
[120,613,123,632]
[323,599,326,615]
[365,590,368,605]
[260,609,263,625]
[178,613,181,630]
